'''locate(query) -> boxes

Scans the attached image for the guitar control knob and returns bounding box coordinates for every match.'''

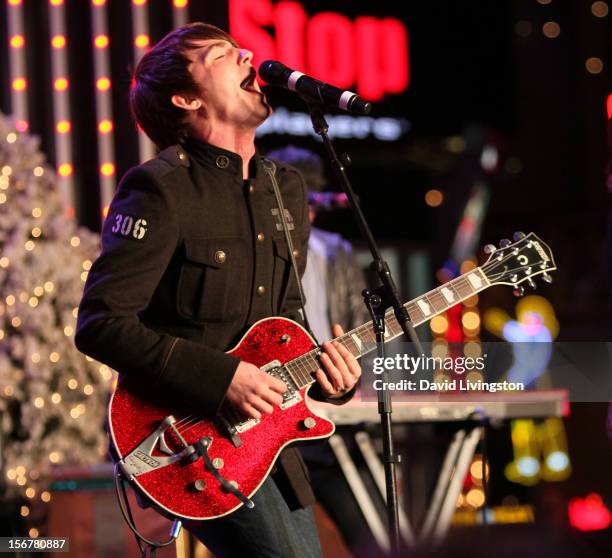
[513,286,525,297]
[513,231,526,241]
[212,458,224,470]
[499,239,511,248]
[192,479,206,492]
[542,273,553,283]
[301,417,317,430]
[281,334,291,344]
[483,244,496,254]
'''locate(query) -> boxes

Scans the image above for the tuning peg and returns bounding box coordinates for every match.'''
[513,285,525,297]
[527,278,536,290]
[512,231,526,241]
[499,238,511,248]
[483,244,496,254]
[542,273,552,284]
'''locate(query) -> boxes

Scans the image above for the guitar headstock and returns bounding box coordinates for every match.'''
[481,232,556,295]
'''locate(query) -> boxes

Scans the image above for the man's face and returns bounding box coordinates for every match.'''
[187,39,271,130]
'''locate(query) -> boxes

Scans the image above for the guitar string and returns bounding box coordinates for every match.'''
[168,250,546,439]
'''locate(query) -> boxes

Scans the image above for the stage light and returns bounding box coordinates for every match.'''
[58,163,73,176]
[133,0,147,5]
[174,0,188,6]
[591,1,609,17]
[537,0,552,4]
[54,77,69,91]
[51,35,66,48]
[10,35,24,48]
[134,34,150,48]
[56,120,71,134]
[586,57,604,74]
[542,22,560,38]
[92,0,107,5]
[461,310,480,331]
[49,0,64,6]
[569,494,611,531]
[98,120,113,133]
[94,35,109,48]
[12,78,27,91]
[430,315,449,336]
[465,488,485,508]
[8,0,23,5]
[100,163,115,176]
[96,77,111,91]
[516,456,540,477]
[425,189,443,207]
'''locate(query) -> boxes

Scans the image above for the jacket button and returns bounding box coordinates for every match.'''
[257,233,265,243]
[177,150,186,161]
[249,184,255,193]
[216,155,230,169]
[214,250,226,264]
[256,285,266,296]
[292,249,299,257]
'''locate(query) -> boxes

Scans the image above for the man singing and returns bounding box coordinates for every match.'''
[74,22,360,558]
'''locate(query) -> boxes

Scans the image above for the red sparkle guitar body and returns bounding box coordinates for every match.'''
[108,317,334,520]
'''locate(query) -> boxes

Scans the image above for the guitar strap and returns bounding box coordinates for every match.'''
[261,158,312,335]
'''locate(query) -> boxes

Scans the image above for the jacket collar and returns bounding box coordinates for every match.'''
[182,138,263,180]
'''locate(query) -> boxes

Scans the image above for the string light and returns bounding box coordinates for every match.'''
[44,281,55,292]
[33,167,44,177]
[591,1,609,16]
[425,189,444,207]
[56,120,71,134]
[41,491,51,502]
[32,207,43,217]
[51,35,66,48]
[96,77,111,91]
[51,393,62,404]
[98,120,113,133]
[542,22,560,38]
[29,528,39,538]
[12,78,27,91]
[100,163,115,176]
[134,34,150,48]
[34,397,45,408]
[6,133,17,143]
[585,57,604,74]
[54,77,69,91]
[70,236,81,247]
[94,35,109,48]
[58,163,73,177]
[10,35,25,48]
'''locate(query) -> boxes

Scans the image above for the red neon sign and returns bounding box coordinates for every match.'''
[229,0,410,102]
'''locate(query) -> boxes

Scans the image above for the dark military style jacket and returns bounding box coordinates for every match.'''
[75,139,326,508]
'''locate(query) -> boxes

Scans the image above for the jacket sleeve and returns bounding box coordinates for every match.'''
[75,166,239,415]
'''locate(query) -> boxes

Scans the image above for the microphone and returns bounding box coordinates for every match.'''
[258,60,372,115]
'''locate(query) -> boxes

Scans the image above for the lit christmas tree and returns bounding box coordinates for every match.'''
[0,114,111,502]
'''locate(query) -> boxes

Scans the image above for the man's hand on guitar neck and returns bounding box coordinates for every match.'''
[315,324,361,399]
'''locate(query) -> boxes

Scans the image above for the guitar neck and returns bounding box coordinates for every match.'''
[284,267,491,390]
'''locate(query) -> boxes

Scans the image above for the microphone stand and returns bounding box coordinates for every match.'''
[302,97,424,556]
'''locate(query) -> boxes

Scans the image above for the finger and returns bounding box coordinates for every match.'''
[261,389,283,407]
[242,404,261,420]
[320,351,344,391]
[266,375,288,394]
[250,397,274,415]
[334,341,361,380]
[315,369,336,396]
[323,341,350,378]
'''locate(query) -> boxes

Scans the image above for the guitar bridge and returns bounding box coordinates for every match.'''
[119,415,195,480]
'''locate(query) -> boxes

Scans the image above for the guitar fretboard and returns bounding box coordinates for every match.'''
[283,267,490,389]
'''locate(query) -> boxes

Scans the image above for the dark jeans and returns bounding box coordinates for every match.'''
[184,478,323,558]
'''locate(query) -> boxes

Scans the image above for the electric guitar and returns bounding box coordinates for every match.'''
[108,232,556,520]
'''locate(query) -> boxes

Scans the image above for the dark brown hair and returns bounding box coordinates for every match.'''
[130,23,237,149]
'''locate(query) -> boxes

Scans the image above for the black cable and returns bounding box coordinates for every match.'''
[113,464,179,557]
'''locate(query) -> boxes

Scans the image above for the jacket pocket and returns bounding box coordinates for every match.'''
[177,237,247,323]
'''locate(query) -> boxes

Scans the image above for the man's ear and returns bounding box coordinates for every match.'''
[171,94,202,111]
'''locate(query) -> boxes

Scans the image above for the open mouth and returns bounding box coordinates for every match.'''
[240,68,258,92]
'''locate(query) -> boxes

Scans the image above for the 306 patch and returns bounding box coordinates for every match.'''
[110,213,148,240]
